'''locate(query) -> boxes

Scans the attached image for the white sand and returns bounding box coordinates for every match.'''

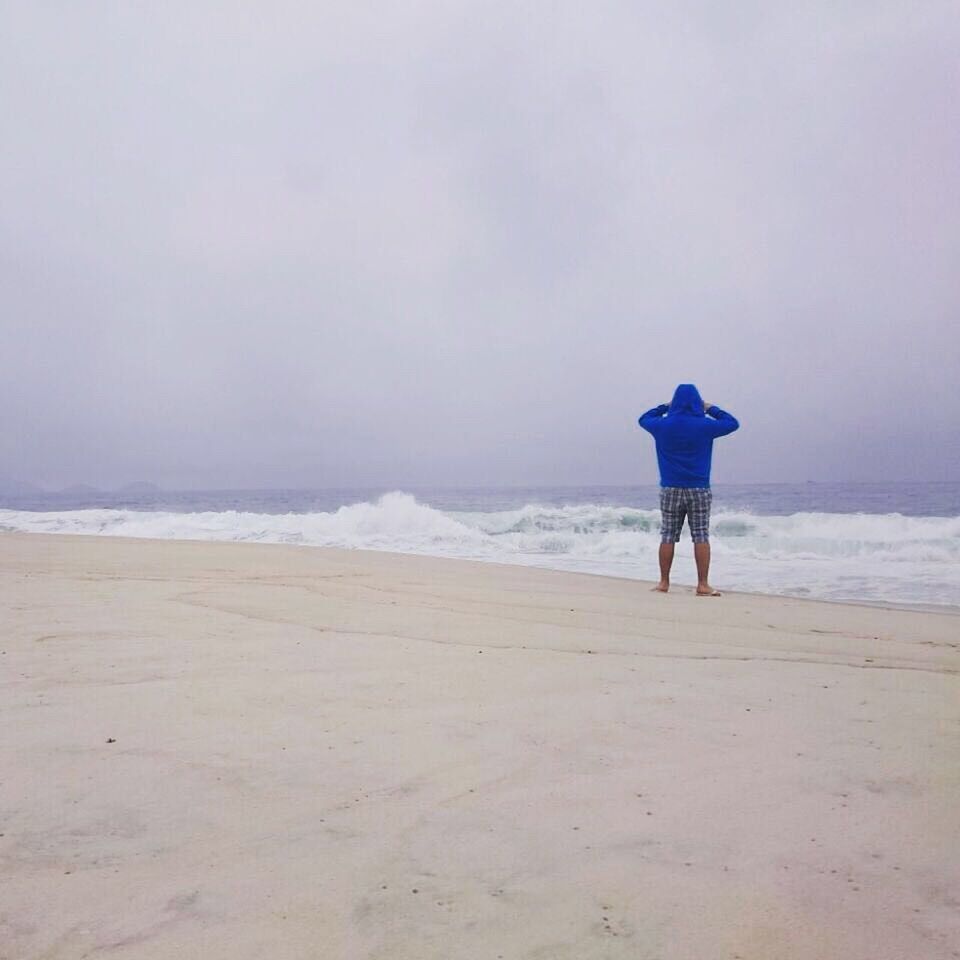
[2,531,958,959]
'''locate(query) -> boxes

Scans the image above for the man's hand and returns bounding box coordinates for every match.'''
[703,400,712,412]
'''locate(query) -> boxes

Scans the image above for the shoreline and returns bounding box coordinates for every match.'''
[2,528,958,617]
[3,531,959,958]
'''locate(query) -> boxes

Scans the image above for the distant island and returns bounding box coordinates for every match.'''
[0,480,164,497]
[118,481,162,494]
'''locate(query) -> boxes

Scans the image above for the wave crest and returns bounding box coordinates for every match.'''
[3,492,958,607]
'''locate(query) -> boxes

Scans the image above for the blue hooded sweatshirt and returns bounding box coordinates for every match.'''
[638,384,739,488]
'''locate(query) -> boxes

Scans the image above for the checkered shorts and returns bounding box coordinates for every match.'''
[659,487,712,543]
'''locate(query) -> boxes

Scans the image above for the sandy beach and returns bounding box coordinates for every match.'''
[2,531,958,959]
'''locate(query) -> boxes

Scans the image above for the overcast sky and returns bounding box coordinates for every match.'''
[3,2,958,490]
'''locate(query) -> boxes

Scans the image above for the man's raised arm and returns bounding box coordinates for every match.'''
[638,403,670,434]
[702,402,739,438]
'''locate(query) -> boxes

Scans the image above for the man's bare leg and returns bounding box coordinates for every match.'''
[654,542,674,592]
[694,541,721,596]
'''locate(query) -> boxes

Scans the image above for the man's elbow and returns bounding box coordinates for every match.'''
[713,415,739,436]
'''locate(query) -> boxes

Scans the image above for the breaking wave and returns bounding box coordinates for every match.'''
[3,491,958,608]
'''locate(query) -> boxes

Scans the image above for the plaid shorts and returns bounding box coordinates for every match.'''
[659,487,712,543]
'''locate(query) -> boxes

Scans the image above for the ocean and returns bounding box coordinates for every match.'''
[2,482,959,611]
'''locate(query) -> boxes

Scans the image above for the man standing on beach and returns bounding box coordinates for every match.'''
[638,384,739,596]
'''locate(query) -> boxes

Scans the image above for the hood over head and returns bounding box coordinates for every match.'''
[669,383,705,416]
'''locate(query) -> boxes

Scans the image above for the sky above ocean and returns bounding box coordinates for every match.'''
[2,4,958,490]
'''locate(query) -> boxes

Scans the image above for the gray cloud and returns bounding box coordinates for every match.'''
[2,2,958,489]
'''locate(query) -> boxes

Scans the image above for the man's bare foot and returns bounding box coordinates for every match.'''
[652,581,670,593]
[695,585,722,596]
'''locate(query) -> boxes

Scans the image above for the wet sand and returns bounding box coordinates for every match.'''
[2,531,958,959]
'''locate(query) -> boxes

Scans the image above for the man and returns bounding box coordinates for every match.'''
[638,384,739,596]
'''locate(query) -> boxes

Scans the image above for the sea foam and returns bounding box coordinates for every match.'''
[2,491,958,608]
